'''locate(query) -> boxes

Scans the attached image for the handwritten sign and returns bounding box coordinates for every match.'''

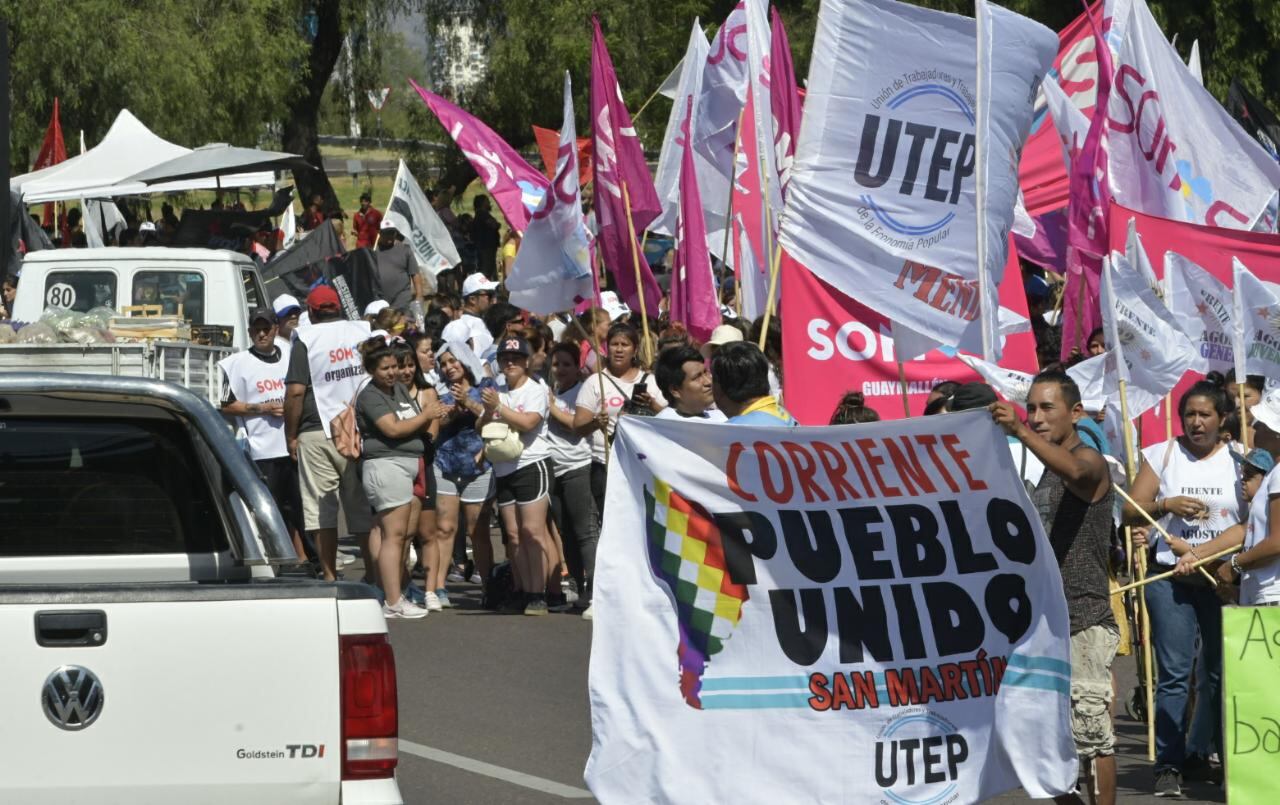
[1223,607,1280,800]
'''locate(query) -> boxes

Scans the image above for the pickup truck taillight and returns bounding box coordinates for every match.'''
[340,634,398,780]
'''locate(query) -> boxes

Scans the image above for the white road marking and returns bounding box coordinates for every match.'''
[399,739,594,799]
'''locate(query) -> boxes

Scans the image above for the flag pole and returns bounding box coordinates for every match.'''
[720,106,748,311]
[1240,383,1251,450]
[896,355,911,417]
[758,154,781,350]
[1118,377,1156,761]
[621,181,653,366]
[1164,394,1173,441]
[632,83,665,123]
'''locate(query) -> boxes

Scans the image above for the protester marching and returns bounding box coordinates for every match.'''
[6,0,1280,802]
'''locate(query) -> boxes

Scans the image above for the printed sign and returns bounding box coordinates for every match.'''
[586,414,1076,803]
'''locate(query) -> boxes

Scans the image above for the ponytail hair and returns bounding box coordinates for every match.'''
[830,391,881,425]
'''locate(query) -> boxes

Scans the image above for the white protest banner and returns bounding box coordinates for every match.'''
[652,21,709,237]
[692,3,749,257]
[1165,251,1235,374]
[957,354,1034,404]
[505,73,594,315]
[780,0,1050,352]
[586,414,1076,803]
[744,0,783,222]
[1102,253,1200,401]
[974,0,1058,360]
[1105,0,1280,230]
[1232,258,1280,379]
[384,159,461,276]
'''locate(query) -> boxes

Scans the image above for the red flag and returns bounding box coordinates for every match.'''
[532,125,592,187]
[32,99,68,229]
[590,16,661,314]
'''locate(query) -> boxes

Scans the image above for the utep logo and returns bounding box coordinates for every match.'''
[874,707,970,804]
[855,80,976,241]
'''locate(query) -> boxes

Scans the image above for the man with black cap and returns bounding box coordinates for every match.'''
[219,308,306,565]
[374,219,421,314]
[950,381,1044,490]
[354,190,382,249]
[285,285,374,581]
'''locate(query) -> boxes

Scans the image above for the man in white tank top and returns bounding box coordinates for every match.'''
[284,285,373,581]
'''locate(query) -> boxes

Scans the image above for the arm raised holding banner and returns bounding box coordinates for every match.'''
[990,397,1109,505]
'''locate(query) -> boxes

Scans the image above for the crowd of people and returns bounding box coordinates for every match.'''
[207,186,1280,800]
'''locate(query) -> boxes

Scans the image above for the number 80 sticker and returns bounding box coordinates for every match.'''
[46,283,77,309]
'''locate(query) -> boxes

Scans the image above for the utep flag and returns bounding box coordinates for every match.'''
[591,17,662,314]
[1104,0,1280,230]
[410,79,548,233]
[1232,259,1280,380]
[506,73,594,316]
[975,0,1059,359]
[1165,251,1235,375]
[653,21,709,237]
[1102,253,1199,400]
[670,98,720,343]
[780,0,1050,350]
[384,160,461,277]
[585,414,1076,802]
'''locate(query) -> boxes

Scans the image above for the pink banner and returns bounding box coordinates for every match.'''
[781,248,1040,425]
[1019,3,1103,217]
[410,79,547,233]
[670,97,720,343]
[1112,203,1280,445]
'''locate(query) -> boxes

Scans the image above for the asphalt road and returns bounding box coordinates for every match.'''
[369,553,1224,804]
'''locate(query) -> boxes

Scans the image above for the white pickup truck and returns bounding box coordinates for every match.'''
[0,373,403,804]
[1,248,271,405]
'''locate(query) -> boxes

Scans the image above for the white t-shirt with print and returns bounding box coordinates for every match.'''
[491,376,550,477]
[654,406,726,422]
[574,369,669,463]
[1140,440,1244,566]
[545,382,593,476]
[1241,465,1280,605]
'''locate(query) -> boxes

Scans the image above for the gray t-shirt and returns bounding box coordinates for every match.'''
[355,382,424,460]
[373,242,417,312]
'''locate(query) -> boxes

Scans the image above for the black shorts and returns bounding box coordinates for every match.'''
[256,456,302,533]
[496,458,553,508]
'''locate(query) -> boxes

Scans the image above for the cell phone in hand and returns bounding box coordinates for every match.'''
[633,381,648,397]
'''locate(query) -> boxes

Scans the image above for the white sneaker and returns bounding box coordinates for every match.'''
[469,572,483,585]
[383,599,429,619]
[339,553,356,567]
[581,603,593,621]
[423,591,444,612]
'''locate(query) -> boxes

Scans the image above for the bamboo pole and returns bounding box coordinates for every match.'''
[896,355,911,418]
[1165,394,1174,441]
[1118,378,1156,761]
[1112,545,1240,595]
[1240,383,1251,450]
[621,182,653,366]
[1111,484,1217,586]
[758,154,781,350]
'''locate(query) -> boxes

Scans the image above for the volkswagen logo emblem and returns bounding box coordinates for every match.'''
[42,666,104,731]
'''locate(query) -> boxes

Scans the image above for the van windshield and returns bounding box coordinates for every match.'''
[0,418,228,556]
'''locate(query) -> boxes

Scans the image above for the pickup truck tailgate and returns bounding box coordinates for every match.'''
[0,592,341,805]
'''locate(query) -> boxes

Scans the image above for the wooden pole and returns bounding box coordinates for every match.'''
[896,355,911,418]
[1111,544,1240,594]
[631,82,665,123]
[1240,383,1251,450]
[1118,378,1156,761]
[621,181,653,366]
[757,155,781,349]
[1164,394,1174,441]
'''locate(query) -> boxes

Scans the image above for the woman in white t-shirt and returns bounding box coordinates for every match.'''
[1125,377,1243,786]
[479,335,555,616]
[546,342,600,619]
[1214,389,1280,604]
[572,321,668,518]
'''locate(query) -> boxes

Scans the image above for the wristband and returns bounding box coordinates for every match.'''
[1231,554,1243,575]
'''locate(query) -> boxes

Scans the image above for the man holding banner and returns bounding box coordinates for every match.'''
[992,371,1117,805]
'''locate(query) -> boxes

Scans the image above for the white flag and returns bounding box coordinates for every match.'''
[958,354,1036,404]
[1186,39,1202,85]
[384,159,461,277]
[652,21,709,237]
[744,0,783,223]
[1102,253,1199,400]
[1106,0,1280,229]
[505,72,594,316]
[974,0,1058,360]
[1165,251,1233,374]
[781,0,1053,353]
[1231,257,1280,380]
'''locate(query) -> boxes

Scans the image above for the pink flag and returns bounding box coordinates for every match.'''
[769,10,802,198]
[1065,2,1113,259]
[730,89,770,320]
[590,17,661,314]
[670,99,720,342]
[409,79,548,234]
[1060,249,1103,361]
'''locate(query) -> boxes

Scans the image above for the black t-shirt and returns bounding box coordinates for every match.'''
[285,338,323,434]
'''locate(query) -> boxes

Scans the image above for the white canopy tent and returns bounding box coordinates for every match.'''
[11,109,274,203]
